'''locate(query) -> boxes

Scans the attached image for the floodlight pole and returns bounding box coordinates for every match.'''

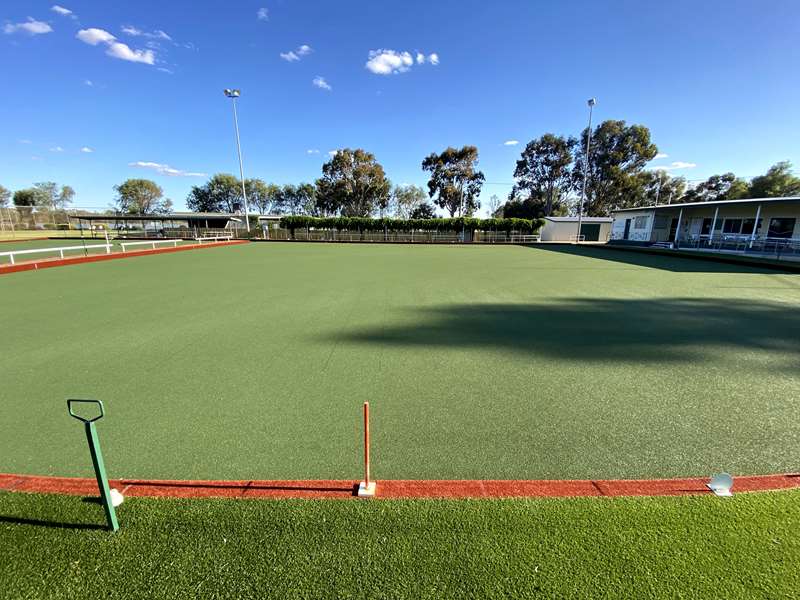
[225,89,250,233]
[577,98,596,243]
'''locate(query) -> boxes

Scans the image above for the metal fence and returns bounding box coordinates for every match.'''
[680,234,800,260]
[0,207,72,233]
[265,228,541,244]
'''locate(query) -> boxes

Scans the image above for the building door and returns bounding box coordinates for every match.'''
[669,218,679,240]
[581,223,601,241]
[623,219,632,240]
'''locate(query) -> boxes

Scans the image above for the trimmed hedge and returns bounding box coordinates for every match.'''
[279,216,544,233]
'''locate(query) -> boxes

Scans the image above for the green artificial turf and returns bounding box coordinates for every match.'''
[0,243,798,480]
[0,489,798,599]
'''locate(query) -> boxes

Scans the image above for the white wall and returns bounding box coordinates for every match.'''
[541,220,612,241]
[610,210,653,241]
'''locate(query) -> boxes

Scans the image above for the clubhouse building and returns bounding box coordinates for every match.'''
[609,197,800,255]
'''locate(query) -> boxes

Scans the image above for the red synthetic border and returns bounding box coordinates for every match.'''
[1,473,798,500]
[0,240,248,275]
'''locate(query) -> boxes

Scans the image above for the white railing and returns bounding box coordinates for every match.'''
[509,234,541,243]
[195,235,233,243]
[569,235,586,243]
[0,243,111,265]
[120,239,180,252]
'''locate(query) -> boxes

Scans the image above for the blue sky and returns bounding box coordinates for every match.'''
[2,0,799,214]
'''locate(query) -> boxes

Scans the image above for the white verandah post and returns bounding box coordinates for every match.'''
[673,208,684,246]
[749,204,762,249]
[709,206,719,247]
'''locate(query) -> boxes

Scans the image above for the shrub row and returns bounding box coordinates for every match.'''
[278,216,544,233]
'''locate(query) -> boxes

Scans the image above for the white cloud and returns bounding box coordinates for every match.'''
[503,140,519,146]
[366,49,414,75]
[328,150,339,157]
[257,7,269,21]
[648,161,697,171]
[51,5,74,17]
[654,152,669,159]
[306,149,320,154]
[106,41,155,64]
[366,49,439,74]
[4,18,53,35]
[18,139,32,144]
[84,79,94,86]
[50,146,64,152]
[77,28,115,45]
[281,44,312,62]
[122,25,171,41]
[312,76,332,91]
[81,146,94,153]
[129,161,206,177]
[77,28,155,65]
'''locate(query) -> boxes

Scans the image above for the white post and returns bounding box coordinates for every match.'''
[749,204,762,249]
[674,208,684,246]
[709,206,719,247]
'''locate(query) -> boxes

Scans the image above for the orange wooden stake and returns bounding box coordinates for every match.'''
[358,401,376,497]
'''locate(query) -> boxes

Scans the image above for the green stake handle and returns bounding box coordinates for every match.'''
[67,399,119,532]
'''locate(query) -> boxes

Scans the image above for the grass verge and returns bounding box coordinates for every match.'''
[1,489,798,599]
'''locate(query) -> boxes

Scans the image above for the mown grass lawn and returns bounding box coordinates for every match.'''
[1,243,798,480]
[1,489,798,599]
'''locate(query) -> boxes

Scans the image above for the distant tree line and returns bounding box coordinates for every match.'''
[0,182,75,210]
[8,126,797,221]
[497,123,800,218]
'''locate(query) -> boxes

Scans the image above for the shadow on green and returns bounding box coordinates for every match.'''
[327,297,800,368]
[526,243,796,274]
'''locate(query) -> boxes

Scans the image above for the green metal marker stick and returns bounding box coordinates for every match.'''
[67,399,119,532]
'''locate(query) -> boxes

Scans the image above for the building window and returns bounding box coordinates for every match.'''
[768,218,797,239]
[634,216,648,229]
[701,218,713,235]
[740,218,762,235]
[722,219,743,234]
[653,216,669,228]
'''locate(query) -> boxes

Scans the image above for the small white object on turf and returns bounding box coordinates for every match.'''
[358,481,376,498]
[110,488,125,507]
[706,473,733,497]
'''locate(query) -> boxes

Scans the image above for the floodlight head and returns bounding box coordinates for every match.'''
[224,89,241,98]
[587,98,597,107]
[706,473,734,497]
